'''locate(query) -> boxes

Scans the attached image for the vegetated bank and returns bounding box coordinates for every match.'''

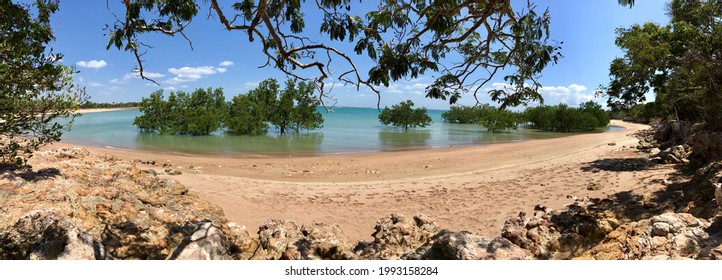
[442,101,611,133]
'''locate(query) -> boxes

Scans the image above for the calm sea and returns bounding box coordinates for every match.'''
[60,108,620,156]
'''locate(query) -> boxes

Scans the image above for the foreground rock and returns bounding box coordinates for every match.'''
[0,210,109,260]
[354,214,439,259]
[577,213,712,260]
[404,230,530,260]
[0,148,256,259]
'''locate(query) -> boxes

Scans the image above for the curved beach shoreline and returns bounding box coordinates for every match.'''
[49,120,676,242]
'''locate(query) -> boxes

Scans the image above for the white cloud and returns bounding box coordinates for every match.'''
[382,81,427,95]
[76,60,107,69]
[219,61,234,67]
[538,84,597,107]
[165,66,225,84]
[109,78,121,84]
[88,82,103,87]
[568,84,587,93]
[124,71,165,80]
[165,86,177,91]
[477,82,601,108]
[244,81,260,89]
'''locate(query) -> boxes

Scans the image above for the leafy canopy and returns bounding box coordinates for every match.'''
[378,100,432,130]
[134,79,324,135]
[603,0,722,126]
[442,104,521,133]
[523,101,610,132]
[106,0,561,109]
[1,0,87,168]
[134,88,227,136]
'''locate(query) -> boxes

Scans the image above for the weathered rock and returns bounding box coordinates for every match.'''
[256,220,354,260]
[0,210,109,260]
[688,127,722,163]
[299,223,355,260]
[167,221,233,260]
[578,213,712,260]
[405,230,530,260]
[0,147,250,260]
[649,148,661,158]
[257,220,304,260]
[587,182,603,191]
[165,168,182,175]
[355,213,439,259]
[501,203,622,259]
[501,206,561,259]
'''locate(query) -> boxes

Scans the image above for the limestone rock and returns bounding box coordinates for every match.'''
[256,220,354,260]
[0,210,109,260]
[355,213,439,259]
[257,220,303,260]
[406,230,530,260]
[167,221,233,260]
[0,147,247,260]
[299,223,355,260]
[501,203,622,259]
[579,213,712,260]
[649,148,661,158]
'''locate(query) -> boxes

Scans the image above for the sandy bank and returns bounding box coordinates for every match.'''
[75,107,136,114]
[50,120,678,242]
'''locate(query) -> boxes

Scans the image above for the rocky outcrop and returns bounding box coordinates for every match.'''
[256,220,355,260]
[577,213,712,260]
[354,213,439,259]
[404,230,530,260]
[688,126,722,163]
[0,210,109,260]
[167,221,233,260]
[0,147,256,260]
[500,204,623,259]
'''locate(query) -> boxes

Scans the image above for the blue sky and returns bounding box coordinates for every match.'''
[50,1,669,110]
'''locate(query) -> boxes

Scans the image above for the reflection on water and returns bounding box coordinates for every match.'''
[378,129,432,150]
[134,132,324,155]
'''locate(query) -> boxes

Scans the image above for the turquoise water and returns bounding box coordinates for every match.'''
[61,108,622,156]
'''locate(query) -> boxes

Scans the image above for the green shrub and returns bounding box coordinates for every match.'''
[379,100,432,130]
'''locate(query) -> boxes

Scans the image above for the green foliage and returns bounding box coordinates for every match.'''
[269,81,296,134]
[476,105,522,133]
[378,100,432,130]
[226,94,267,135]
[107,0,561,108]
[291,82,323,132]
[267,80,323,134]
[0,0,87,168]
[441,106,479,124]
[523,102,610,132]
[133,90,168,133]
[134,88,226,135]
[135,79,323,135]
[442,105,521,133]
[604,0,722,126]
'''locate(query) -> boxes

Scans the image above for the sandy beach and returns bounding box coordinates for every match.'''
[51,120,676,242]
[75,107,137,114]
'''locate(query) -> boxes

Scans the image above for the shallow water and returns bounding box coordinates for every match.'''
[61,108,623,156]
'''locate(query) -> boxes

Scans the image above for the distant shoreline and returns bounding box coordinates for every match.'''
[76,107,137,114]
